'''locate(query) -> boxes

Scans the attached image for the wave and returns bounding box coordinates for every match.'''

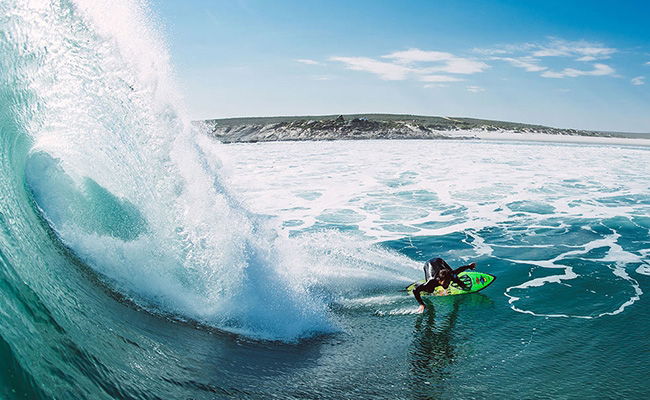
[0,0,416,342]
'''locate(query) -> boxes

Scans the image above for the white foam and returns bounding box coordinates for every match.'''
[503,233,644,319]
[636,264,650,276]
[375,307,423,316]
[223,140,650,320]
[223,140,650,243]
[339,294,408,308]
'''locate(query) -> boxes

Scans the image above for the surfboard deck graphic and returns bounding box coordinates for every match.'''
[406,271,496,297]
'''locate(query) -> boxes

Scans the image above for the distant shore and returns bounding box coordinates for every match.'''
[200,114,650,146]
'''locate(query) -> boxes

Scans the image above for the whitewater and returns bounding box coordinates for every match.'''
[1,0,649,399]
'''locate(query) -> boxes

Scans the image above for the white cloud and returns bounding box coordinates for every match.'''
[532,48,568,57]
[330,41,619,86]
[296,59,320,65]
[540,71,566,79]
[645,61,650,66]
[475,39,616,61]
[494,56,547,72]
[531,39,616,61]
[426,58,488,74]
[475,38,618,79]
[329,56,412,80]
[541,63,615,78]
[631,76,645,85]
[383,49,455,63]
[423,83,449,88]
[566,63,615,77]
[419,75,464,82]
[383,48,488,74]
[472,48,509,56]
[467,86,485,93]
[472,43,536,56]
[330,48,487,83]
[575,46,616,60]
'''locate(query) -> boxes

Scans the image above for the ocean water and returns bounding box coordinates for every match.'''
[1,1,649,399]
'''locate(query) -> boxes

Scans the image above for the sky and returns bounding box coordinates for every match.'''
[153,0,650,132]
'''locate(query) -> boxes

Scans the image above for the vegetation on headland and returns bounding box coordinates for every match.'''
[200,114,646,143]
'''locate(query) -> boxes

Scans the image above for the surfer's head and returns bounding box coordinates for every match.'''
[437,269,449,282]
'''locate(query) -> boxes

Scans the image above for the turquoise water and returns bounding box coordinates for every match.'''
[1,1,650,399]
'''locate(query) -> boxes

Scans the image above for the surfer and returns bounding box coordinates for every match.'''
[413,258,476,313]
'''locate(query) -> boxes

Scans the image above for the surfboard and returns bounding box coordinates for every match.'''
[405,271,496,297]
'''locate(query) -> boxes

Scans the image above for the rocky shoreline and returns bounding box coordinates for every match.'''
[201,114,635,143]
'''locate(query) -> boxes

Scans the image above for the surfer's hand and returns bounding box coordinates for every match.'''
[469,262,476,269]
[417,305,425,313]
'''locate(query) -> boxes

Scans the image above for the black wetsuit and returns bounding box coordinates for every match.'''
[413,258,473,306]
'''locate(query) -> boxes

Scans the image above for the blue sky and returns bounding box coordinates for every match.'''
[154,0,650,132]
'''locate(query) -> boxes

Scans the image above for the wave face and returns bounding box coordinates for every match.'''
[1,0,415,348]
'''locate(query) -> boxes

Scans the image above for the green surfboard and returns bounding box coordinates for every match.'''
[406,271,496,297]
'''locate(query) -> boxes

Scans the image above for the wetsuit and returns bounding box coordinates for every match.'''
[413,258,473,306]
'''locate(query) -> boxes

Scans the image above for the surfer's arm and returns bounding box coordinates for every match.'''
[413,284,426,306]
[413,278,441,306]
[413,279,437,306]
[453,262,476,275]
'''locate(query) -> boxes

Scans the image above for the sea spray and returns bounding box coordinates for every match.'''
[3,0,387,341]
